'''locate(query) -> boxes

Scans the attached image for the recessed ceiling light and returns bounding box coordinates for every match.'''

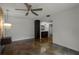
[46,15,50,17]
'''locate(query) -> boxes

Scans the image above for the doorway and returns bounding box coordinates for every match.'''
[40,21,53,43]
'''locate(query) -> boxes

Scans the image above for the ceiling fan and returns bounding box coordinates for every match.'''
[15,3,43,16]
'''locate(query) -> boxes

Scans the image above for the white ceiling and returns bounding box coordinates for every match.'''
[0,3,79,18]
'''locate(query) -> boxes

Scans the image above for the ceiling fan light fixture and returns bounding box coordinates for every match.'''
[15,3,43,16]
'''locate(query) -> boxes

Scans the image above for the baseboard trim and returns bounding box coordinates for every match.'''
[53,43,79,52]
[12,36,34,42]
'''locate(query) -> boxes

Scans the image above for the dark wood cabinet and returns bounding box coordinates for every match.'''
[0,37,12,45]
[41,31,48,38]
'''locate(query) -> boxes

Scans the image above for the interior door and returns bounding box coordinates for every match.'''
[34,20,40,41]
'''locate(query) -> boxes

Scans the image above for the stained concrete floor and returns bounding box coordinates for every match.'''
[1,39,79,55]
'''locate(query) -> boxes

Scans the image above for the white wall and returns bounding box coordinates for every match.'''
[5,16,34,41]
[53,6,79,51]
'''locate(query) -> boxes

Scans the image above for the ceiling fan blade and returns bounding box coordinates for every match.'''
[25,12,29,16]
[31,10,38,16]
[15,9,27,11]
[32,8,43,11]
